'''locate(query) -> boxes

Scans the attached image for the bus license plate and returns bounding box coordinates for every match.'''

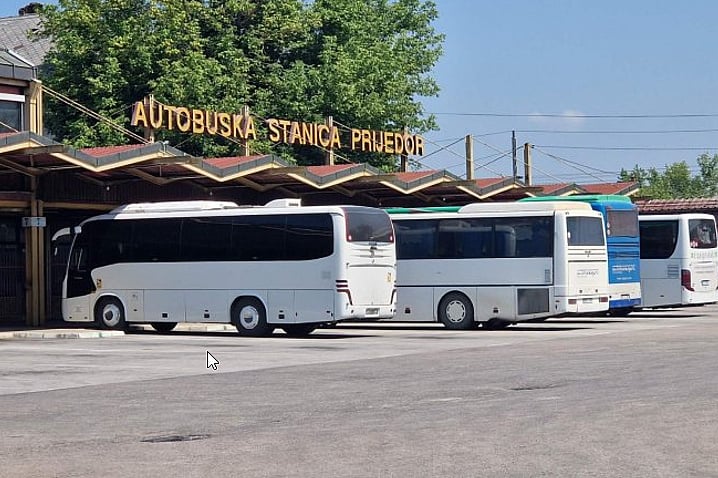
[702,280,710,287]
[366,308,379,315]
[582,298,593,304]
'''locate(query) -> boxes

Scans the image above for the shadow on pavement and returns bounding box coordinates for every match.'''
[125,328,376,340]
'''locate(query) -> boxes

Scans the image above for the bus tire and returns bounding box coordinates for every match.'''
[282,324,317,337]
[437,292,474,330]
[483,318,511,329]
[232,298,273,337]
[95,297,126,330]
[608,308,632,317]
[151,322,177,333]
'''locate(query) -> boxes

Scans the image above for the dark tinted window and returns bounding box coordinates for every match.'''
[0,100,21,133]
[81,213,337,265]
[501,216,554,258]
[437,218,494,258]
[394,216,553,259]
[182,216,234,261]
[344,207,394,243]
[394,220,436,259]
[233,215,286,261]
[132,219,182,262]
[688,218,717,249]
[606,208,639,237]
[286,214,334,260]
[567,217,604,246]
[85,220,133,267]
[640,220,678,259]
[68,232,89,273]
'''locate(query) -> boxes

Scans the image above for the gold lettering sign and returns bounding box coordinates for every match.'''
[131,100,424,156]
[131,100,257,141]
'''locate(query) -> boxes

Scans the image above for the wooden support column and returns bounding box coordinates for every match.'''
[24,176,45,326]
[27,79,43,134]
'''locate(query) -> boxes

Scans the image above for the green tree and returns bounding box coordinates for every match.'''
[619,155,718,199]
[38,0,443,168]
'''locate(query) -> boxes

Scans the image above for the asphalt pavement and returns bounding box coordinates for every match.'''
[1,308,717,477]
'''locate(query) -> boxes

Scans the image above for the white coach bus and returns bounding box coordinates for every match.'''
[638,213,718,308]
[62,199,396,336]
[387,202,609,329]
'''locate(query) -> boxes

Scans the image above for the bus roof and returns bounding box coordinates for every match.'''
[387,202,594,216]
[109,198,303,214]
[82,200,388,224]
[520,194,632,204]
[384,206,461,214]
[639,213,717,221]
[110,200,241,214]
[458,201,593,214]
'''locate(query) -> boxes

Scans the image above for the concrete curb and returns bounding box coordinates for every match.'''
[0,329,125,340]
[0,323,238,340]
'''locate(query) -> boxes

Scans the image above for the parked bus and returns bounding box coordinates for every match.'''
[520,195,641,316]
[62,199,396,336]
[638,213,718,308]
[386,202,609,329]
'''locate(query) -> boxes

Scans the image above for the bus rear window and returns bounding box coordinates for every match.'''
[688,219,717,249]
[567,216,604,246]
[344,208,394,243]
[606,208,639,237]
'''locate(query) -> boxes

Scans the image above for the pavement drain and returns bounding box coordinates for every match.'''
[141,433,211,443]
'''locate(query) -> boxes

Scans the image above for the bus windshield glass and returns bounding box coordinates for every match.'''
[344,208,394,243]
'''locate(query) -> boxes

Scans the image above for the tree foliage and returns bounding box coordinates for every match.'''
[619,153,718,199]
[38,0,443,169]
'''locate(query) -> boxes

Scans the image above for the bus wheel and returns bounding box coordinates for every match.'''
[282,324,317,337]
[437,292,474,330]
[151,322,177,333]
[483,318,511,330]
[608,308,632,317]
[95,297,126,330]
[232,298,273,337]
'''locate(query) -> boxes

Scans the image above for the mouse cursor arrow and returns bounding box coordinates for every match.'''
[206,351,219,371]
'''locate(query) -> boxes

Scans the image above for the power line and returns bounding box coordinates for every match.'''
[535,145,718,151]
[530,146,616,175]
[514,128,718,135]
[531,146,614,183]
[430,112,718,119]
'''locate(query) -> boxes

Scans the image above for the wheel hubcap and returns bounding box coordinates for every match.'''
[239,305,260,329]
[445,300,466,323]
[102,303,122,327]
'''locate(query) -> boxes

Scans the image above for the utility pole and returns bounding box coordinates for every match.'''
[400,126,409,172]
[465,134,474,180]
[239,105,250,156]
[523,143,532,185]
[512,130,517,182]
[324,116,334,165]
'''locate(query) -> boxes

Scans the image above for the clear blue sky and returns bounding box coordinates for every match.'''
[3,0,718,185]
